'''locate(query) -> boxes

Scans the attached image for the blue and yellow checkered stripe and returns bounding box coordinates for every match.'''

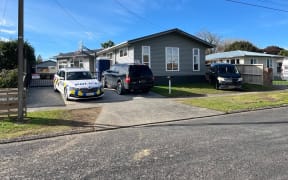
[69,89,102,97]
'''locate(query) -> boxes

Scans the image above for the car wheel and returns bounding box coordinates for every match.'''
[64,88,70,101]
[142,88,150,93]
[116,82,124,95]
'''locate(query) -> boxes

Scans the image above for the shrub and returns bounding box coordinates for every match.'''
[0,69,18,88]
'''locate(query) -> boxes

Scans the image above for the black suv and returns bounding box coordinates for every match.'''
[102,63,154,94]
[206,63,242,90]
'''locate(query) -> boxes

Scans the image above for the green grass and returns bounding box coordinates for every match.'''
[0,110,76,140]
[273,80,288,86]
[181,91,288,113]
[152,83,274,98]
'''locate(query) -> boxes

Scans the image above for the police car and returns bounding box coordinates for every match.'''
[53,68,104,100]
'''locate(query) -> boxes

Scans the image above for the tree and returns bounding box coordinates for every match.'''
[196,30,221,54]
[0,40,36,70]
[224,41,259,52]
[101,40,115,49]
[263,46,283,55]
[36,55,43,64]
[279,49,288,56]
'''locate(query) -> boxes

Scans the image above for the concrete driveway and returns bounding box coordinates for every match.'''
[27,87,223,127]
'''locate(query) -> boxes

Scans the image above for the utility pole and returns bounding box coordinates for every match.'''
[18,0,24,121]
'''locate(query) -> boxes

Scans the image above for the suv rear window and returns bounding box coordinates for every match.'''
[218,65,239,74]
[129,65,153,77]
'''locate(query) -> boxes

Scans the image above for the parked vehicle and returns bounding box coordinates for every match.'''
[102,63,154,95]
[53,68,104,100]
[206,63,242,90]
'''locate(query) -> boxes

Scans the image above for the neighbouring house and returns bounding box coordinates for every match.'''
[54,49,100,73]
[206,50,284,77]
[97,28,214,84]
[35,60,56,74]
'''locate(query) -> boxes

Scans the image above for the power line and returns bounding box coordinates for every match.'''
[114,0,164,30]
[54,0,94,35]
[226,0,288,13]
[1,0,8,22]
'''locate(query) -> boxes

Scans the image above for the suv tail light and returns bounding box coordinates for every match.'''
[125,76,131,83]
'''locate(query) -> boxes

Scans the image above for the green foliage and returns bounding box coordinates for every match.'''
[101,40,115,48]
[0,40,36,70]
[279,49,288,56]
[224,41,259,52]
[263,46,283,55]
[0,69,18,88]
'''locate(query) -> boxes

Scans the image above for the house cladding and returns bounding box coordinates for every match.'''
[54,28,213,84]
[97,28,214,84]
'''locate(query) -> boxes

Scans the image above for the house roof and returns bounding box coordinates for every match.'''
[206,50,284,61]
[36,60,56,68]
[98,28,214,54]
[54,49,101,59]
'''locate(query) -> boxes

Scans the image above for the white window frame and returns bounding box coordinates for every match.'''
[58,60,67,69]
[119,47,128,57]
[250,58,257,64]
[107,53,113,59]
[165,47,179,71]
[193,48,200,71]
[266,59,272,68]
[142,46,151,67]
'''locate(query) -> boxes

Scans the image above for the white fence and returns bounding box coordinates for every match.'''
[236,64,268,86]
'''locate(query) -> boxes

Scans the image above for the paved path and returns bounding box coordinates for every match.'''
[27,88,223,128]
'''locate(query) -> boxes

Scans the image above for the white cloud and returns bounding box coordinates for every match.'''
[0,37,10,42]
[0,19,14,27]
[0,29,16,34]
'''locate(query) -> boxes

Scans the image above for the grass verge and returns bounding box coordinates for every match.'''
[180,91,288,113]
[0,107,101,140]
[152,83,275,98]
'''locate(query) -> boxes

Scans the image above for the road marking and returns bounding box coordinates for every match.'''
[133,149,151,161]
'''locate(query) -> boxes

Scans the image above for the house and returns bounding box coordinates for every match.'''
[54,49,100,73]
[97,28,214,84]
[206,50,284,76]
[35,60,56,74]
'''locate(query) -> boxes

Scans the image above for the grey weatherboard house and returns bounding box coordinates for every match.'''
[97,28,214,84]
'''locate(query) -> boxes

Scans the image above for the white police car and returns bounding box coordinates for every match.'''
[53,68,104,100]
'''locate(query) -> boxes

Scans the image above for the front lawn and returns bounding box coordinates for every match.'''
[181,91,288,113]
[152,83,274,98]
[0,107,101,140]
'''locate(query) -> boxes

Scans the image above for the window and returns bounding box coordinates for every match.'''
[236,59,240,64]
[277,63,282,73]
[266,59,272,68]
[71,59,83,68]
[226,59,230,63]
[142,46,150,67]
[230,59,235,64]
[166,47,179,71]
[193,48,200,71]
[250,58,257,64]
[58,60,67,69]
[107,53,113,59]
[119,47,128,57]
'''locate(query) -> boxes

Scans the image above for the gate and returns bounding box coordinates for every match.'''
[28,73,54,87]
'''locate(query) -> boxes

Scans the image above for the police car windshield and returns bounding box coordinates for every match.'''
[66,71,93,80]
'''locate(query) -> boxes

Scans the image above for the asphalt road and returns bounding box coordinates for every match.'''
[1,107,288,179]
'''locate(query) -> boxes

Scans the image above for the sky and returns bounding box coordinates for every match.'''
[1,0,288,60]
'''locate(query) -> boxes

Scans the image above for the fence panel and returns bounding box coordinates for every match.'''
[236,64,264,85]
[0,88,26,119]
